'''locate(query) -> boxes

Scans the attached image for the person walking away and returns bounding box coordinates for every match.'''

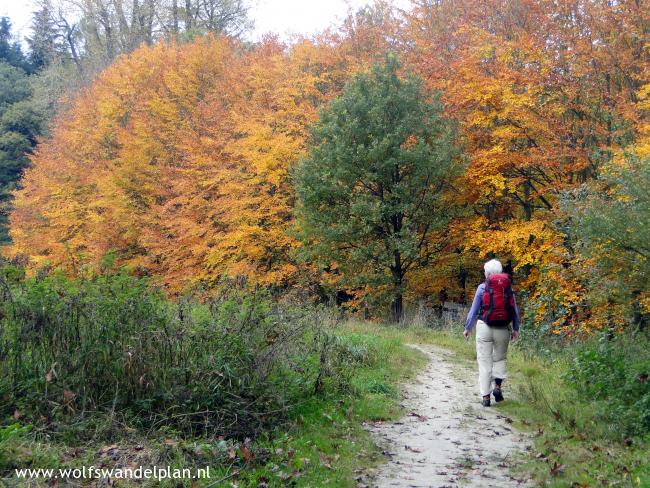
[463,259,520,406]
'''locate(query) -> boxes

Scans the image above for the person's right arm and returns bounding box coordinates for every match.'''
[464,284,483,336]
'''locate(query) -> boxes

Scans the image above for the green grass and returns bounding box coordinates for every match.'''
[219,328,428,487]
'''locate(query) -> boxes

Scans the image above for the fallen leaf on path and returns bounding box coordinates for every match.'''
[409,412,428,421]
[239,445,253,462]
[550,461,564,476]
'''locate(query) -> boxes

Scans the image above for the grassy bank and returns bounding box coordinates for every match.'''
[2,324,428,487]
[0,267,433,486]
[204,329,428,487]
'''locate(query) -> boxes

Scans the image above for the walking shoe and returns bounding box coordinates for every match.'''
[493,386,504,402]
[482,396,491,407]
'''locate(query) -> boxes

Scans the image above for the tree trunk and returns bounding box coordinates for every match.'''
[390,292,403,323]
[389,209,404,323]
[185,0,194,30]
[172,0,179,34]
[523,180,532,221]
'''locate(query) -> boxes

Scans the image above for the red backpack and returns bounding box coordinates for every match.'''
[480,273,515,327]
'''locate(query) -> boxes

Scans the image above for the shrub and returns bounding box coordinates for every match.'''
[564,331,650,438]
[0,267,333,441]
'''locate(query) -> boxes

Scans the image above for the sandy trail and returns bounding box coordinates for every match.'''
[361,343,531,488]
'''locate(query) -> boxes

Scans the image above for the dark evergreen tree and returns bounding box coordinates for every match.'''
[0,17,30,71]
[27,1,66,71]
[0,18,44,243]
[0,61,43,243]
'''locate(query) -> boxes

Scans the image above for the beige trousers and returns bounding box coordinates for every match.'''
[475,320,510,396]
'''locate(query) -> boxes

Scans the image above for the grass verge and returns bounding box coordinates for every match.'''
[2,321,429,487]
[205,328,429,487]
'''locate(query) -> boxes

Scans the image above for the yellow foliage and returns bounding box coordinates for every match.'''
[7,37,327,291]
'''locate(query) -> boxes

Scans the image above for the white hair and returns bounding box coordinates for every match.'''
[484,259,503,278]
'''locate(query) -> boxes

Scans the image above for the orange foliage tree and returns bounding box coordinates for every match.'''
[402,0,649,331]
[8,36,329,291]
[7,5,401,293]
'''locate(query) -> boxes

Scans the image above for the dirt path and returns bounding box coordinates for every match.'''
[361,343,532,488]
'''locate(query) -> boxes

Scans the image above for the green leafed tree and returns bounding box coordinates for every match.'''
[293,55,463,322]
[0,17,29,72]
[0,16,46,245]
[0,62,44,243]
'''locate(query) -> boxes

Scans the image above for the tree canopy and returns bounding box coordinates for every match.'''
[293,56,462,321]
[3,0,649,330]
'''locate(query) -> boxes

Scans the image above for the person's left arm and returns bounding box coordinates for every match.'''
[511,292,521,340]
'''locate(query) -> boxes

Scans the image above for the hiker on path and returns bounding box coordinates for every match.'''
[463,259,520,407]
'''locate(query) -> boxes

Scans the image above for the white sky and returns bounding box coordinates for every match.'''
[1,0,36,39]
[1,0,407,43]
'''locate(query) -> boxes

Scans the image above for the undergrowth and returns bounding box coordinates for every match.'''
[0,265,427,486]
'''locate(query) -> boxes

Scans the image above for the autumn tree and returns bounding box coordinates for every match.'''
[7,36,333,291]
[559,81,650,331]
[293,55,462,322]
[400,0,649,332]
